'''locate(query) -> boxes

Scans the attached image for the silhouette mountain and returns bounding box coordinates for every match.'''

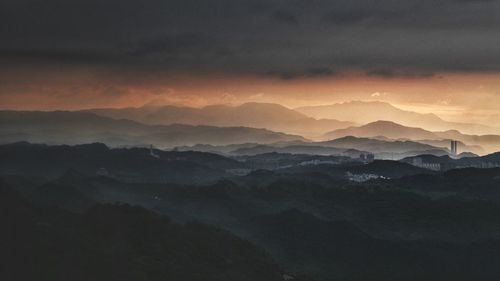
[229,144,347,156]
[320,135,440,152]
[324,121,500,154]
[296,101,500,134]
[0,142,246,184]
[226,138,449,159]
[86,102,354,138]
[324,121,438,140]
[0,110,305,147]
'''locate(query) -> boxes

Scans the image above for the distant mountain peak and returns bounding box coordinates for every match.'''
[324,120,439,141]
[86,102,353,139]
[320,120,500,154]
[340,100,397,107]
[366,120,404,126]
[238,101,290,108]
[296,100,499,135]
[363,120,428,131]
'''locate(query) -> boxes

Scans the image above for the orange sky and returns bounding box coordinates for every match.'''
[1,68,500,126]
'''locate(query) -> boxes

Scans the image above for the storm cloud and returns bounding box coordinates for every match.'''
[2,0,500,77]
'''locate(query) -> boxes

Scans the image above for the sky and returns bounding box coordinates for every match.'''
[2,0,500,125]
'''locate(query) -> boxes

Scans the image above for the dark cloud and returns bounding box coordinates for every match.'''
[268,67,336,80]
[271,10,300,25]
[0,48,115,64]
[128,33,209,56]
[455,0,498,2]
[1,0,500,78]
[308,67,336,76]
[323,10,372,25]
[366,69,436,79]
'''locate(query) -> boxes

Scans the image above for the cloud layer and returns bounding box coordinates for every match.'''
[2,0,500,76]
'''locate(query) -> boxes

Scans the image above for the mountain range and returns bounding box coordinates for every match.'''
[297,101,500,135]
[3,109,483,158]
[178,136,453,160]
[325,121,500,154]
[0,142,247,184]
[0,110,305,147]
[319,136,445,154]
[2,104,499,155]
[86,102,354,138]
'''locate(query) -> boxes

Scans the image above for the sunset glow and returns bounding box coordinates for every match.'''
[2,69,500,128]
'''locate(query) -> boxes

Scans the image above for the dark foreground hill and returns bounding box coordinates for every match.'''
[0,181,291,281]
[6,170,500,281]
[245,208,500,281]
[0,142,245,184]
[5,143,500,281]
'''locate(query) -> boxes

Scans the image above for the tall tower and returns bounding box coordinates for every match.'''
[450,140,458,157]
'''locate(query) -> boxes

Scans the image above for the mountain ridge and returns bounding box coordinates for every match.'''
[0,110,306,147]
[85,102,354,138]
[296,101,500,135]
[324,120,500,154]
